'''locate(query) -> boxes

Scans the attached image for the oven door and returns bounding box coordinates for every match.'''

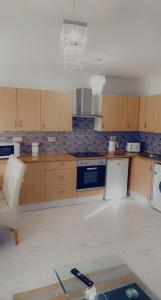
[77,165,106,190]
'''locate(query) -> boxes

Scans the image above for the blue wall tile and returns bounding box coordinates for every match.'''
[0,117,160,154]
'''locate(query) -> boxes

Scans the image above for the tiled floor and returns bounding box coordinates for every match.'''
[1,198,161,300]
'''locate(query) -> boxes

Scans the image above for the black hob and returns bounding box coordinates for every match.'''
[70,151,104,158]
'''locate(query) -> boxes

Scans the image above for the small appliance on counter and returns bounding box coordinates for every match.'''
[0,142,20,159]
[108,136,118,153]
[32,142,39,156]
[126,142,140,153]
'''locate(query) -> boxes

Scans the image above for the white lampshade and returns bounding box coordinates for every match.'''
[89,75,106,95]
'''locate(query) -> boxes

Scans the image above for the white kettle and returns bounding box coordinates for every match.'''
[108,137,118,153]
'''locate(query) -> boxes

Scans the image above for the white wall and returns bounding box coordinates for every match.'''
[103,77,142,95]
[0,63,142,95]
[138,75,161,95]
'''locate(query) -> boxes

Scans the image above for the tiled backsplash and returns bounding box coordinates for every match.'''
[0,117,160,154]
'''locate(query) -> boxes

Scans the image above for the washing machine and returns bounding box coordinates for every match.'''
[152,163,161,211]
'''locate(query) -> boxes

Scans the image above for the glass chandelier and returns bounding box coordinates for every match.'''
[60,1,87,71]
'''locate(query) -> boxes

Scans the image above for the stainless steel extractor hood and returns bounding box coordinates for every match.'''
[73,88,103,118]
[74,88,92,117]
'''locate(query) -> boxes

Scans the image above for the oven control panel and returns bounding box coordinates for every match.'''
[77,159,106,167]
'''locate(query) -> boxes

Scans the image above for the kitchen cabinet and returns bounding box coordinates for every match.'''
[0,87,17,131]
[44,160,77,201]
[94,95,127,131]
[20,162,44,204]
[17,88,41,131]
[20,160,77,204]
[138,96,147,131]
[41,90,73,131]
[129,156,154,199]
[126,96,140,131]
[94,95,140,131]
[0,160,7,188]
[145,95,161,132]
[138,95,161,132]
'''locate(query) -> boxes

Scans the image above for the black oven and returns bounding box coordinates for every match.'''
[77,159,106,190]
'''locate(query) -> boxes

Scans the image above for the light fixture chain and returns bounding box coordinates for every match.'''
[73,0,75,17]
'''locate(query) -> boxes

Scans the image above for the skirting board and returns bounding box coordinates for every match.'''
[19,194,104,213]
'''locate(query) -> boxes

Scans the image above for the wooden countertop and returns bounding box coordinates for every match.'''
[20,153,77,163]
[19,152,136,163]
[0,152,158,164]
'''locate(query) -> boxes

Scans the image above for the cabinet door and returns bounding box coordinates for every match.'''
[126,96,140,131]
[41,91,72,131]
[138,96,147,131]
[17,88,41,131]
[102,95,127,131]
[130,157,154,199]
[20,162,44,204]
[0,160,7,188]
[145,95,161,132]
[0,87,17,131]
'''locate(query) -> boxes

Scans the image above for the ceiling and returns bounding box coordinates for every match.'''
[0,0,161,79]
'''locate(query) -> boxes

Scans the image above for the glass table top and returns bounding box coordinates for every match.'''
[54,255,159,300]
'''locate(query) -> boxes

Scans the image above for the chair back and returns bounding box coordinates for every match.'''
[2,155,26,208]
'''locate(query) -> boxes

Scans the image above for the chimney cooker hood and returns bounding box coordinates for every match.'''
[74,88,102,117]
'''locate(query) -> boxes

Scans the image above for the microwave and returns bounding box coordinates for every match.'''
[0,142,20,159]
[126,142,140,153]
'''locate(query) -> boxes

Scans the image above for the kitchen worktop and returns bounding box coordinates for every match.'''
[20,153,77,163]
[19,152,136,163]
[0,152,158,164]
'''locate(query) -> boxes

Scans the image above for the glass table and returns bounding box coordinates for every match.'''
[54,255,159,300]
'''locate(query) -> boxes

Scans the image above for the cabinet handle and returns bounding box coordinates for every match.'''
[14,120,18,127]
[102,119,104,129]
[144,122,147,129]
[18,120,23,127]
[42,122,45,128]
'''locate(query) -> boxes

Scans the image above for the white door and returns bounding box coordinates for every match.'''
[105,158,129,200]
[152,164,161,211]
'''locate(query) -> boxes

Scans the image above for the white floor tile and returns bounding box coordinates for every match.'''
[0,198,161,299]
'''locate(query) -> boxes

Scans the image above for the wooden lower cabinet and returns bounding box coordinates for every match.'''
[0,160,7,188]
[44,162,77,201]
[129,157,154,199]
[21,160,77,203]
[45,183,76,201]
[20,162,45,204]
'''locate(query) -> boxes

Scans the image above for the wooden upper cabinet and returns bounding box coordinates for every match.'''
[41,91,73,131]
[126,96,140,131]
[102,95,127,131]
[138,96,147,131]
[145,95,161,132]
[0,87,17,131]
[17,88,41,131]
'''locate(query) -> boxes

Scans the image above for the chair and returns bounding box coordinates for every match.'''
[0,155,26,245]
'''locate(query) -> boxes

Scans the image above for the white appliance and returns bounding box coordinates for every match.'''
[152,163,161,211]
[105,158,129,200]
[126,142,140,153]
[108,140,118,153]
[0,142,20,159]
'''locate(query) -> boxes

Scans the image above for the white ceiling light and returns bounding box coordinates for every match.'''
[89,75,106,95]
[60,0,87,71]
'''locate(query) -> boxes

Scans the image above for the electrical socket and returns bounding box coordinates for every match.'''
[13,137,23,143]
[47,136,57,142]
